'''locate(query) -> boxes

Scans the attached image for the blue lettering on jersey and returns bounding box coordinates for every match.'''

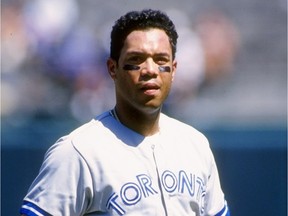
[106,170,205,215]
[120,182,142,205]
[162,170,178,193]
[178,170,195,196]
[136,174,158,197]
[106,193,125,215]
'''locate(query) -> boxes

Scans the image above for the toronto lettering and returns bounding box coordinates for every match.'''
[106,170,205,215]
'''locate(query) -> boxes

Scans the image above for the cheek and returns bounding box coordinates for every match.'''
[116,72,137,90]
[161,75,174,93]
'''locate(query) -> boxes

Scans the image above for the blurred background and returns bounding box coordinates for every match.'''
[1,0,287,215]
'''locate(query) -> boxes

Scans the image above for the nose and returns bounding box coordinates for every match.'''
[140,58,158,77]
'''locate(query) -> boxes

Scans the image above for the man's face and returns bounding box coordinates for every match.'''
[108,28,177,113]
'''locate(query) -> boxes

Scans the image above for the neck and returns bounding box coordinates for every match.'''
[114,104,161,136]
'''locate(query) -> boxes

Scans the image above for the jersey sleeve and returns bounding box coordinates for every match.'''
[204,150,230,216]
[20,137,93,216]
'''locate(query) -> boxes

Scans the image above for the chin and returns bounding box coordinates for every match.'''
[141,103,162,113]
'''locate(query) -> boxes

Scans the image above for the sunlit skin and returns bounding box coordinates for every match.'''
[107,28,177,136]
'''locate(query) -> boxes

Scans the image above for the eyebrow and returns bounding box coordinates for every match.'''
[126,51,170,58]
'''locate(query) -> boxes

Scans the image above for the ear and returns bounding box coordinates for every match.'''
[171,60,177,81]
[107,58,117,80]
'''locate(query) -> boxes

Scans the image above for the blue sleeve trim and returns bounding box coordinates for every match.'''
[215,201,230,216]
[20,200,52,216]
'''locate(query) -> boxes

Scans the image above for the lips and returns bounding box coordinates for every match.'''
[140,82,160,95]
[141,82,160,90]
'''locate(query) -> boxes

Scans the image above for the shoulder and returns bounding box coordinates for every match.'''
[69,111,113,138]
[44,111,113,156]
[160,113,208,142]
[159,113,213,162]
[59,111,118,146]
[60,111,127,157]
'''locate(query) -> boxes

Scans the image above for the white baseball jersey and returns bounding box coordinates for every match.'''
[20,110,230,216]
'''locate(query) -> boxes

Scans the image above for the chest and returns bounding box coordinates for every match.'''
[85,136,210,215]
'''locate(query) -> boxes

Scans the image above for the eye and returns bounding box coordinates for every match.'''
[127,55,145,64]
[154,56,170,65]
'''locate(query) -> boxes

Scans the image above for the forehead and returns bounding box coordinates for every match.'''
[122,29,172,54]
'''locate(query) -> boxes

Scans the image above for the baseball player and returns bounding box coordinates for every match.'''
[20,9,230,216]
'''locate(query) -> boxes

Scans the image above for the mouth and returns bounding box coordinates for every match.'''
[140,82,160,95]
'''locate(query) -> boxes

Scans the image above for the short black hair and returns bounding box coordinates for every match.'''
[110,9,178,62]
